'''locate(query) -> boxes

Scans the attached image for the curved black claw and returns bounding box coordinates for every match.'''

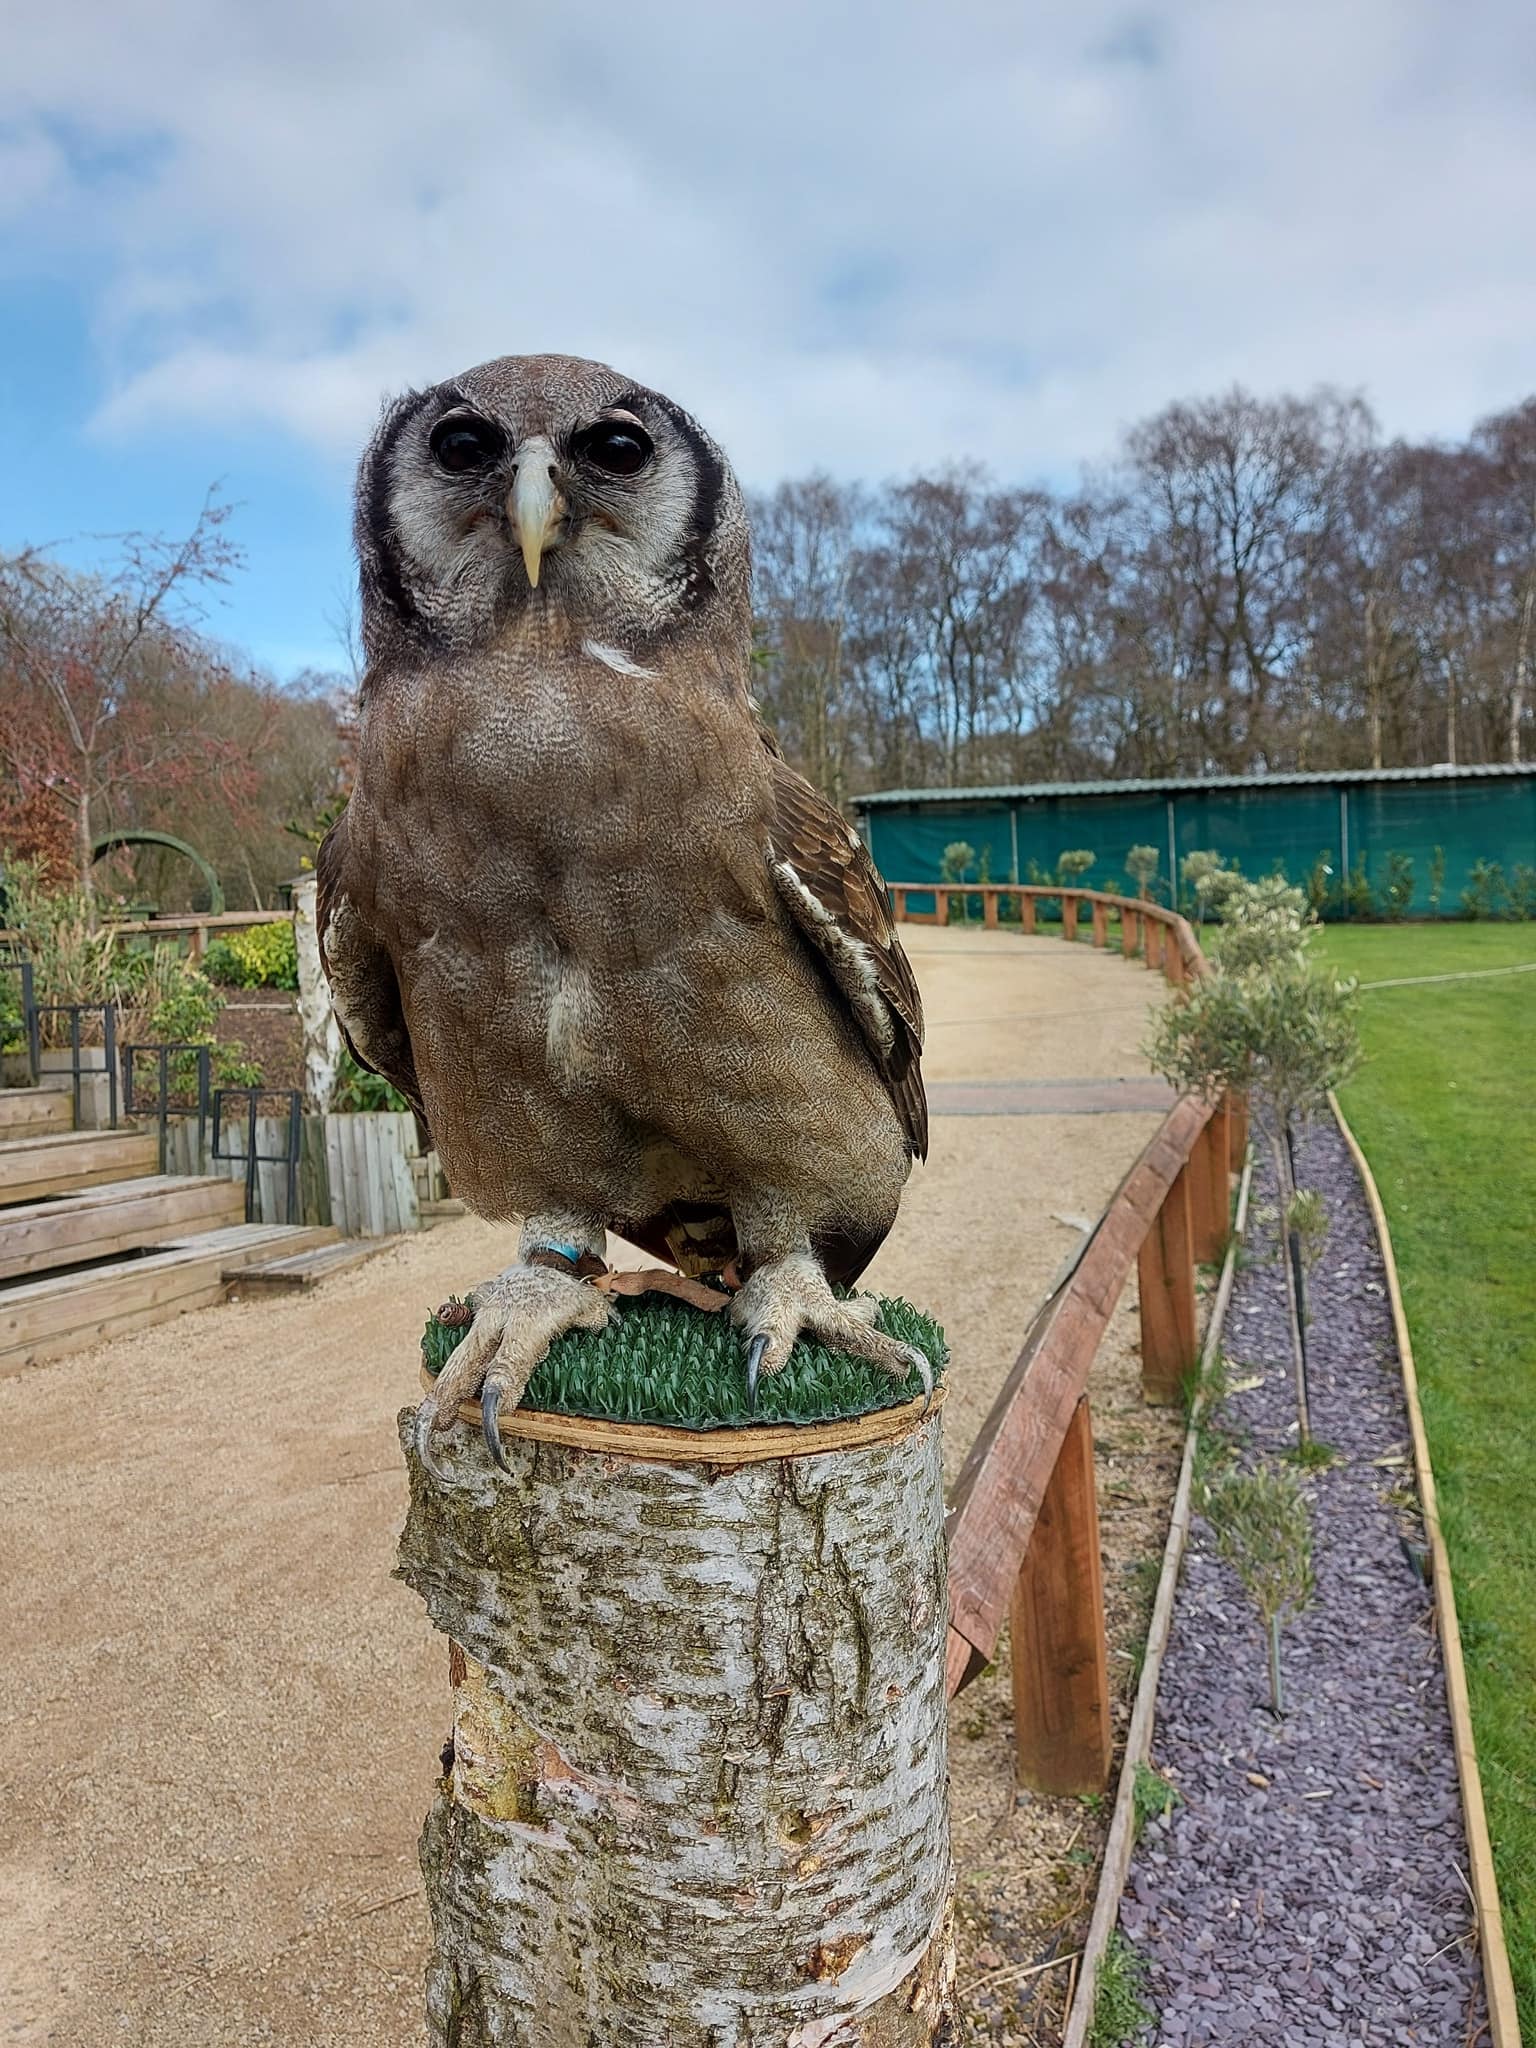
[907,1345,935,1417]
[745,1333,769,1414]
[414,1398,457,1486]
[480,1381,513,1474]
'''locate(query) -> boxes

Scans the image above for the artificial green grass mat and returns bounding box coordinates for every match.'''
[422,1288,947,1431]
[1318,922,1536,2031]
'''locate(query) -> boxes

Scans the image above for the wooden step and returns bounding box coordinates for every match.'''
[0,1222,338,1377]
[0,1088,74,1141]
[0,1175,248,1284]
[0,1128,159,1207]
[223,1236,392,1293]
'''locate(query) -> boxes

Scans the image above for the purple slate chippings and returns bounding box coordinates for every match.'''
[1118,1119,1488,2046]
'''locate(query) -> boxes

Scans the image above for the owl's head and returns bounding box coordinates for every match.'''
[354,354,750,669]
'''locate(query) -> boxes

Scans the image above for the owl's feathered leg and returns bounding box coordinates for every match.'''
[729,1242,932,1412]
[416,1214,612,1482]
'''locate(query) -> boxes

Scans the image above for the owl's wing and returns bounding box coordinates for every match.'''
[766,750,928,1162]
[315,810,430,1139]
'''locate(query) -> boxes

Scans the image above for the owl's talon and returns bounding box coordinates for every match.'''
[906,1345,935,1415]
[481,1381,512,1473]
[414,1397,457,1487]
[745,1333,769,1412]
[730,1248,936,1411]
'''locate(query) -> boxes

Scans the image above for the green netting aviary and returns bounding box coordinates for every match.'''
[421,1289,947,1430]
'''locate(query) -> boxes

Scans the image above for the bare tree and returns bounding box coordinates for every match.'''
[0,495,250,909]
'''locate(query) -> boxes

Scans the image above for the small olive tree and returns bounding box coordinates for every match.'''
[1147,951,1360,1440]
[1205,1463,1315,1715]
[1125,844,1160,900]
[1056,848,1095,885]
[939,839,976,921]
[1180,849,1243,923]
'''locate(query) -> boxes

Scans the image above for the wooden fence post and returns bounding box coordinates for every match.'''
[1010,1396,1113,1795]
[1121,908,1140,957]
[1021,895,1037,934]
[935,890,950,927]
[1092,899,1108,948]
[983,888,999,929]
[1062,895,1079,943]
[1143,918,1164,972]
[1186,1109,1229,1264]
[892,887,907,923]
[1136,1163,1198,1402]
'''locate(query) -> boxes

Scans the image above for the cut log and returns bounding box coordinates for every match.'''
[397,1397,955,2045]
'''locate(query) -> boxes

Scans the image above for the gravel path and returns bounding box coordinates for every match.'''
[0,923,1169,2047]
[1120,1116,1487,2045]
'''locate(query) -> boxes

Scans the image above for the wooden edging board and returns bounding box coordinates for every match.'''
[1061,1154,1252,2048]
[1329,1091,1521,2048]
[418,1365,945,1465]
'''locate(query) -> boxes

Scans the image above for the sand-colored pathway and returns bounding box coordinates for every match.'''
[0,924,1167,2047]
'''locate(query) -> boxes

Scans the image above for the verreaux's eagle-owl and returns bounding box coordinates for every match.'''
[318,355,928,1468]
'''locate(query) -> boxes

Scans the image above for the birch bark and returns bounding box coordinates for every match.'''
[292,873,342,1114]
[396,1404,955,2047]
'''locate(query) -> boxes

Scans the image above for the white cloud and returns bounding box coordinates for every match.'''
[4,0,1535,487]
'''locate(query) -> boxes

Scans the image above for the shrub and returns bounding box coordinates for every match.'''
[333,1045,413,1113]
[1208,874,1312,974]
[0,861,139,1041]
[1461,859,1508,921]
[1342,854,1375,919]
[1304,850,1336,918]
[202,921,299,990]
[939,842,976,885]
[1510,864,1536,920]
[1380,851,1415,921]
[0,970,25,1057]
[1428,844,1446,914]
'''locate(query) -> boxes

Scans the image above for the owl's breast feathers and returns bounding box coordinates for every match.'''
[316,672,928,1236]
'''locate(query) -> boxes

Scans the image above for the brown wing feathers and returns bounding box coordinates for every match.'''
[767,758,928,1163]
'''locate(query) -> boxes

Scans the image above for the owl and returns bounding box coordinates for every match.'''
[318,354,928,1472]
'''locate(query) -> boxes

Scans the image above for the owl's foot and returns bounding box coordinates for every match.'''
[729,1247,932,1413]
[415,1255,612,1483]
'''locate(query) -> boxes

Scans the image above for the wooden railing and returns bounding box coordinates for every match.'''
[103,909,294,962]
[888,882,1239,1794]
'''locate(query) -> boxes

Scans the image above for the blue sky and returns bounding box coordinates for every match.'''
[3,0,1534,682]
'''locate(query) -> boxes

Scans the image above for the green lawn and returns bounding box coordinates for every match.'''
[1316,922,1536,2028]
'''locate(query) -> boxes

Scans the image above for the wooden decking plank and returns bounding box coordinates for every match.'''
[0,1176,247,1282]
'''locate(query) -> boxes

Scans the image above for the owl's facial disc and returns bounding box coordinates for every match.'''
[357,356,750,664]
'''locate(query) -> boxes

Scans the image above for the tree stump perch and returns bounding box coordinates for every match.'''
[397,1392,955,2046]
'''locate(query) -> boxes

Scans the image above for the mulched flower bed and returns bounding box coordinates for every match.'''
[1118,1116,1488,2044]
[216,991,303,1090]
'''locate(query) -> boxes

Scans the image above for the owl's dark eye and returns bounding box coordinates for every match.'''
[429,414,505,474]
[575,421,654,477]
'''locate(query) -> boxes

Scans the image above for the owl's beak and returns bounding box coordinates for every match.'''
[509,448,564,588]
